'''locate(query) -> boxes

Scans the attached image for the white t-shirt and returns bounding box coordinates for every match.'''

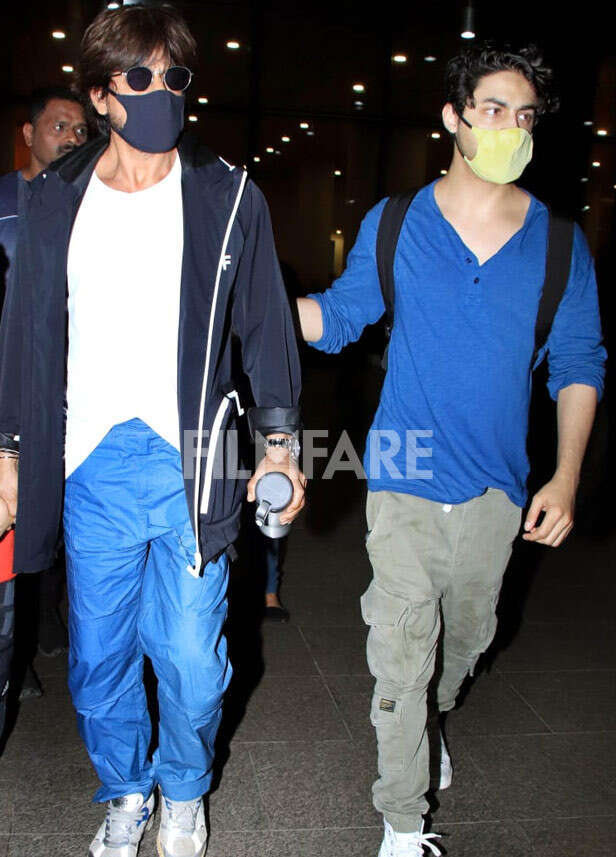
[65,154,184,478]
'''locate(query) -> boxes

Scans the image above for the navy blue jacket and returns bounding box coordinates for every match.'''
[0,135,301,574]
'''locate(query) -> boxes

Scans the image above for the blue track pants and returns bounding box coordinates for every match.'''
[64,419,231,803]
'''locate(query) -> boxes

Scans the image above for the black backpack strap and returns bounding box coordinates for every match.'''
[376,190,418,339]
[533,211,575,362]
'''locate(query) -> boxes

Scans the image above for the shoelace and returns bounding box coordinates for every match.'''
[417,831,442,856]
[386,826,442,857]
[105,803,149,846]
[164,797,200,833]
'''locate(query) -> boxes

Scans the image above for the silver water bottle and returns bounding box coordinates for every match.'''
[254,472,294,538]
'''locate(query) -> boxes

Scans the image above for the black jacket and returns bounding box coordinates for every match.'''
[0,170,19,312]
[0,135,301,574]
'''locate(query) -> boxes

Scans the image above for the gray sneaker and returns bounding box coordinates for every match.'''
[88,792,155,857]
[157,792,207,857]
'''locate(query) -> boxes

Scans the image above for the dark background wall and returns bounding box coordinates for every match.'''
[0,0,613,524]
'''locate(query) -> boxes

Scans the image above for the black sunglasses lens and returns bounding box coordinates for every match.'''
[125,67,153,92]
[165,66,191,92]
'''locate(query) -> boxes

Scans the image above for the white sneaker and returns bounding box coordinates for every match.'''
[157,792,207,857]
[378,820,442,856]
[89,792,155,857]
[438,730,453,790]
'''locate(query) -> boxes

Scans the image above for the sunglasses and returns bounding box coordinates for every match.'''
[111,65,193,93]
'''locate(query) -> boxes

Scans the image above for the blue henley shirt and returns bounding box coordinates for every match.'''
[308,180,606,507]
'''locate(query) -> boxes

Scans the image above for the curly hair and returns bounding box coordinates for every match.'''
[445,43,560,118]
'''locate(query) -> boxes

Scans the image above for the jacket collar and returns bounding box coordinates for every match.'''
[48,131,231,193]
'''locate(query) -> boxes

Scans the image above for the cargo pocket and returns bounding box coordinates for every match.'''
[370,690,407,773]
[361,581,410,688]
[362,586,408,775]
[472,587,501,672]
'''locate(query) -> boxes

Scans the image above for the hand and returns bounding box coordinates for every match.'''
[246,450,307,525]
[0,456,18,523]
[523,472,576,547]
[0,497,12,537]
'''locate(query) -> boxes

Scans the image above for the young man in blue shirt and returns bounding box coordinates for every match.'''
[298,45,605,856]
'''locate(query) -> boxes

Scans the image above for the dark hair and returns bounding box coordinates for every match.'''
[28,86,84,125]
[445,43,559,118]
[78,2,196,132]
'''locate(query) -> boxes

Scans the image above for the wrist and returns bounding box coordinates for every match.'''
[264,434,300,462]
[553,465,579,490]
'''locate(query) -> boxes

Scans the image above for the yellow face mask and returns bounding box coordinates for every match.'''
[459,118,534,185]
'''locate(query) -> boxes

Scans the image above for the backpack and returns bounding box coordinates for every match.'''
[376,189,575,370]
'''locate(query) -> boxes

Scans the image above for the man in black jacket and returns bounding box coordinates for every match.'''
[0,5,304,857]
[0,85,88,728]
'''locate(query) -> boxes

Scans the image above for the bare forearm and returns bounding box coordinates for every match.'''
[296,297,323,342]
[555,383,597,486]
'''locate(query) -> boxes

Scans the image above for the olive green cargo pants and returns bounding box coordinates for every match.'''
[361,489,522,832]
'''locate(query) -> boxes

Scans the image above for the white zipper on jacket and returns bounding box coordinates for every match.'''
[199,389,240,517]
[188,169,248,577]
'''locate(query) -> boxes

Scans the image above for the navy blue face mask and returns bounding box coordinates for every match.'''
[107,88,185,153]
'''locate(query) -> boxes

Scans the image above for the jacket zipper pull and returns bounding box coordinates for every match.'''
[227,390,244,415]
[187,549,202,578]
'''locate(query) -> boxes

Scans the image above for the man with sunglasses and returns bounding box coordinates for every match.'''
[0,4,304,857]
[297,45,605,855]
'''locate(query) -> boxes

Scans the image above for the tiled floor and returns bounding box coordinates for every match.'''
[0,366,614,856]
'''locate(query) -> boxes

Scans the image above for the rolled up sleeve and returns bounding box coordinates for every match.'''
[546,224,607,401]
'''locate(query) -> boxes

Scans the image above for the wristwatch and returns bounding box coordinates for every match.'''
[264,436,301,460]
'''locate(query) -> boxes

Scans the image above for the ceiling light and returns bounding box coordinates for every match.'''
[461,4,476,39]
[440,169,447,175]
[198,96,208,104]
[274,150,281,155]
[354,100,365,110]
[226,40,240,50]
[580,177,589,182]
[300,122,309,129]
[431,132,441,139]
[306,130,315,136]
[52,30,66,39]
[281,135,290,143]
[266,147,274,153]
[334,170,342,176]
[62,65,74,73]
[592,161,600,167]
[392,54,407,64]
[424,55,437,62]
[253,156,261,162]
[188,115,198,122]
[583,120,593,126]
[352,83,365,93]
[582,205,590,211]
[107,2,120,9]
[335,229,342,235]
[597,129,608,136]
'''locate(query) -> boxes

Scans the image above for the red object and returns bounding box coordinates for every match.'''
[0,529,15,582]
